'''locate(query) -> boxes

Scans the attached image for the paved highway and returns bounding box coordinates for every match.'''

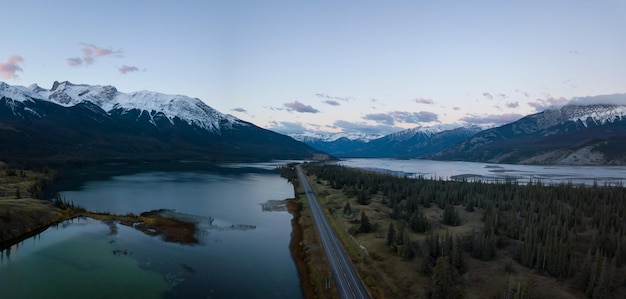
[296,165,370,299]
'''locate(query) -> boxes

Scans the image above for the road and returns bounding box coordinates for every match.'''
[296,165,371,299]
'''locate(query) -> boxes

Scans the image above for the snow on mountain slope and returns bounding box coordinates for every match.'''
[561,104,626,127]
[14,81,245,132]
[290,131,385,142]
[0,82,43,103]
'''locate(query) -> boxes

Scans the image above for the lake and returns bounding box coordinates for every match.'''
[338,158,626,186]
[0,162,303,299]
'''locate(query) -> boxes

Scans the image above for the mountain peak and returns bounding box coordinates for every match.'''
[3,81,246,132]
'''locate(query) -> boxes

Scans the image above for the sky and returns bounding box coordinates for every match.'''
[2,1,625,136]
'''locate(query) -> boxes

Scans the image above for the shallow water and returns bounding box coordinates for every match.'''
[0,163,302,299]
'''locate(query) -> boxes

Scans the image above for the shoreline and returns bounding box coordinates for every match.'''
[1,207,200,249]
[286,198,316,299]
[284,170,338,299]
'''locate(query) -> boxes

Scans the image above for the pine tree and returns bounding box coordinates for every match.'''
[451,236,465,272]
[401,233,413,260]
[386,222,396,247]
[432,256,462,299]
[359,210,372,233]
[586,249,603,297]
[443,204,460,226]
[343,201,353,217]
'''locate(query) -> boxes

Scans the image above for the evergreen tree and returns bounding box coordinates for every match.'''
[401,233,414,260]
[451,236,465,272]
[359,210,372,233]
[442,204,460,226]
[432,257,462,299]
[343,201,353,217]
[386,222,396,247]
[586,249,603,297]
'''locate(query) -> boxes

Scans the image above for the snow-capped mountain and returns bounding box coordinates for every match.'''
[289,131,385,143]
[432,101,626,165]
[0,81,326,163]
[296,124,483,158]
[8,81,243,132]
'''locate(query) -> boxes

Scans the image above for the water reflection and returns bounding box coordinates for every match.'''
[2,164,303,299]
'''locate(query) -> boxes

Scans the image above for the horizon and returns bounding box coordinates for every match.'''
[2,1,625,136]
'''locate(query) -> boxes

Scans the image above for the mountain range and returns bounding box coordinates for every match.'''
[431,103,626,165]
[1,81,625,165]
[0,81,327,164]
[291,125,483,158]
[292,98,626,165]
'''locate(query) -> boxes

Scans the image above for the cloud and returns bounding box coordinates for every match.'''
[483,92,494,100]
[505,101,519,108]
[452,106,461,111]
[568,94,626,106]
[568,49,579,55]
[562,79,578,89]
[68,43,122,66]
[333,120,399,135]
[267,121,308,134]
[119,65,139,74]
[67,57,83,66]
[528,96,568,111]
[413,97,434,105]
[322,100,340,106]
[315,93,353,102]
[460,113,524,125]
[363,113,395,125]
[284,101,320,113]
[0,55,24,79]
[363,111,439,125]
[231,107,247,113]
[392,111,439,123]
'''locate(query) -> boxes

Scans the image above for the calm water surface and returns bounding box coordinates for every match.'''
[0,162,303,299]
[339,158,626,186]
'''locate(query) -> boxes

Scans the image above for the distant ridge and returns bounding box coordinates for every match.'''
[431,103,626,165]
[294,125,483,158]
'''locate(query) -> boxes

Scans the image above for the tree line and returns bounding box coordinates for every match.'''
[296,162,626,298]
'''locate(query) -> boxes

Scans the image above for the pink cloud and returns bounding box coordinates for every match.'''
[68,43,123,66]
[119,65,139,74]
[0,55,24,79]
[67,57,83,66]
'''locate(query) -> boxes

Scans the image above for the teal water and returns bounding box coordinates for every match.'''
[1,218,169,299]
[0,163,303,299]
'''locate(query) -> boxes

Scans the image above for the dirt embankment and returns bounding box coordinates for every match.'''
[287,190,338,299]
